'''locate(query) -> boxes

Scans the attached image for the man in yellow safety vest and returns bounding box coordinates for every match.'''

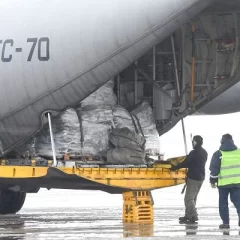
[210,134,240,229]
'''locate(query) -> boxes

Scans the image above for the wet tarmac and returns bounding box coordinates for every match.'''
[0,183,240,239]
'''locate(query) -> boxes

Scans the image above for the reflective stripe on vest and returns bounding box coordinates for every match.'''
[218,150,240,186]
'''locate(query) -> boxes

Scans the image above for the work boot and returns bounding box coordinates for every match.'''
[179,216,189,223]
[179,216,198,224]
[219,224,230,229]
[188,216,198,224]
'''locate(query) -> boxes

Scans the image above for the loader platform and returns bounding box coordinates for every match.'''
[0,157,186,191]
[0,156,186,223]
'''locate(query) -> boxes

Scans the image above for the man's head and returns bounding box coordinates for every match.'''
[221,134,233,144]
[192,135,203,148]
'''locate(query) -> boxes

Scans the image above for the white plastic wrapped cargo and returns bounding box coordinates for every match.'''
[80,105,113,124]
[132,101,161,155]
[74,80,116,156]
[81,80,117,107]
[76,105,114,156]
[112,106,136,132]
[78,122,111,156]
[34,109,81,159]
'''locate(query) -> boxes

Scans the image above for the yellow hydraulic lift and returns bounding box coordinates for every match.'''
[0,156,186,224]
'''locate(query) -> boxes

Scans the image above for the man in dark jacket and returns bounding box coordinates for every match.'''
[210,134,240,229]
[170,135,208,223]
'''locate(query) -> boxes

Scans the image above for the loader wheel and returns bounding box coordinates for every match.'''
[0,190,26,214]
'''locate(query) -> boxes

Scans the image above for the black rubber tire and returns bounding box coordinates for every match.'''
[0,190,26,214]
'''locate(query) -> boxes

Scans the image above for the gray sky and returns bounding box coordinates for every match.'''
[160,112,240,170]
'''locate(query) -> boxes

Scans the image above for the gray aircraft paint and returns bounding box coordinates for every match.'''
[199,81,240,115]
[0,0,214,155]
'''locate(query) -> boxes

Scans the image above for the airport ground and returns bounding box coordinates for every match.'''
[0,182,239,239]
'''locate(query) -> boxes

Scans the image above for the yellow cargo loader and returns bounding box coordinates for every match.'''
[0,156,186,224]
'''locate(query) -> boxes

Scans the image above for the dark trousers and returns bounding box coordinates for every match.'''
[218,187,240,224]
[184,178,203,218]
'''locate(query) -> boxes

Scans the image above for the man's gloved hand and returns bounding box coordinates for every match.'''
[169,164,178,171]
[210,177,218,188]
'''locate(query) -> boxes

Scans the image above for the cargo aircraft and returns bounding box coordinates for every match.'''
[0,0,239,216]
